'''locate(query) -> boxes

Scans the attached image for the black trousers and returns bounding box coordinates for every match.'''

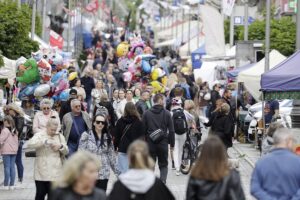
[96,179,109,192]
[35,181,51,200]
[148,138,169,184]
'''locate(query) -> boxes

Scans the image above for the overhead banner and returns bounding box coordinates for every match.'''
[49,30,64,50]
[223,0,235,16]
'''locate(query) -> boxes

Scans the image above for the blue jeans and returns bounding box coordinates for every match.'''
[15,141,24,182]
[2,155,17,186]
[118,153,129,174]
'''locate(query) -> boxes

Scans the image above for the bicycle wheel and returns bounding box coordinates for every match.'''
[180,142,192,175]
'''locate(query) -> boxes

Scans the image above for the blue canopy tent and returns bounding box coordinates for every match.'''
[261,50,300,99]
[192,44,206,69]
[226,63,256,79]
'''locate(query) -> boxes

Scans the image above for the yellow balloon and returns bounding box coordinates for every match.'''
[151,68,159,81]
[116,42,130,57]
[151,81,165,94]
[161,76,168,86]
[68,72,78,81]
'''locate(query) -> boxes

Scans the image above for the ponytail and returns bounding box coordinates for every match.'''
[128,140,154,170]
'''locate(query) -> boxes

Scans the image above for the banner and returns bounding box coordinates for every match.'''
[49,30,64,50]
[223,0,235,16]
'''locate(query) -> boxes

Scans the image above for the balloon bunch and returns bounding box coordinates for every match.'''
[116,34,168,93]
[17,48,71,102]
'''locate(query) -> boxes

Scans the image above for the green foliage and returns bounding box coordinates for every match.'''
[0,54,3,67]
[238,17,296,56]
[224,19,243,44]
[0,1,41,60]
[124,0,143,31]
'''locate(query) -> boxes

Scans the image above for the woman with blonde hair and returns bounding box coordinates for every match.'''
[184,100,200,129]
[33,98,60,134]
[109,140,175,200]
[186,136,245,200]
[26,118,68,200]
[50,151,107,200]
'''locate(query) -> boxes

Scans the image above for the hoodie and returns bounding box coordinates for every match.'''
[142,105,175,147]
[114,116,145,153]
[109,169,175,200]
[119,169,155,193]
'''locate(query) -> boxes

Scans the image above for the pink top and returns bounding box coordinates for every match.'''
[0,128,18,155]
[33,110,61,134]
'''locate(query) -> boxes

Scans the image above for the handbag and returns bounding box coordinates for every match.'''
[25,150,36,157]
[148,112,167,143]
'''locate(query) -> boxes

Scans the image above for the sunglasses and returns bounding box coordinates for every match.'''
[43,107,50,110]
[95,120,106,125]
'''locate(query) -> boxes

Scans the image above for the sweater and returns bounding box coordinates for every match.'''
[0,128,18,155]
[114,116,145,153]
[251,148,300,200]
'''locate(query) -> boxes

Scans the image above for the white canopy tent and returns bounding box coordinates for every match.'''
[194,60,227,89]
[237,50,286,101]
[0,57,17,84]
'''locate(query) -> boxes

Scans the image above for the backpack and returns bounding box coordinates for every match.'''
[172,108,188,135]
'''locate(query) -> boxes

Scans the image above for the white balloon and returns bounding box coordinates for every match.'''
[34,84,51,97]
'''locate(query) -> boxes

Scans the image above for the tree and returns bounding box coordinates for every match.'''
[238,17,296,56]
[0,1,42,62]
[224,19,243,44]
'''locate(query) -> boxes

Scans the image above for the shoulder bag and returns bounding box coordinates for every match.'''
[148,111,167,143]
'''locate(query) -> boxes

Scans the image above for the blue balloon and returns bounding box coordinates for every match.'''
[18,83,39,99]
[59,90,69,101]
[142,60,151,74]
[51,69,68,85]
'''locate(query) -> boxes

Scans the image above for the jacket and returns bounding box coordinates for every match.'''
[78,130,120,180]
[50,187,106,200]
[116,99,127,119]
[135,99,148,116]
[0,128,18,155]
[81,76,95,99]
[187,169,245,200]
[59,100,85,120]
[13,115,25,139]
[62,112,92,143]
[26,131,68,181]
[142,105,175,147]
[251,148,300,200]
[210,90,221,111]
[33,110,61,134]
[109,169,175,200]
[114,116,145,153]
[212,113,233,148]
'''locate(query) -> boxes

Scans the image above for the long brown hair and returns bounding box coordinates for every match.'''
[124,102,141,120]
[191,135,229,181]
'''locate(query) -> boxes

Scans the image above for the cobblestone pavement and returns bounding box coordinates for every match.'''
[0,132,261,200]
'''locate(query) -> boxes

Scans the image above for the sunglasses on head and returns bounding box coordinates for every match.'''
[95,120,106,125]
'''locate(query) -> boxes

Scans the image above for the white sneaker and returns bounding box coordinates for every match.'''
[0,186,9,190]
[9,186,15,190]
[176,170,181,176]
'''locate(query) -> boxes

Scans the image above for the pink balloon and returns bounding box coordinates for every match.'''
[128,63,135,73]
[123,72,132,82]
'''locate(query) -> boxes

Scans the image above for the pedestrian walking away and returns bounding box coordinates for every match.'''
[143,94,175,184]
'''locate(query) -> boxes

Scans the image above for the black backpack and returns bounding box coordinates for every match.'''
[172,108,188,135]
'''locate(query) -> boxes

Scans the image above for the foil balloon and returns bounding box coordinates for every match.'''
[116,42,130,57]
[128,63,135,73]
[151,68,160,81]
[68,72,78,81]
[16,59,40,84]
[123,72,133,82]
[142,60,151,74]
[58,89,70,101]
[37,59,52,83]
[118,57,132,71]
[34,84,51,97]
[18,83,39,100]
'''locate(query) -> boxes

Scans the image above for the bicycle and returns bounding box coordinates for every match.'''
[180,128,202,175]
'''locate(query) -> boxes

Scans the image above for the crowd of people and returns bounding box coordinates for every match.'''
[0,28,300,200]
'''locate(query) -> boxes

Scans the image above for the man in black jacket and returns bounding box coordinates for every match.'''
[135,90,150,116]
[208,82,221,117]
[142,94,175,184]
[80,69,95,112]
